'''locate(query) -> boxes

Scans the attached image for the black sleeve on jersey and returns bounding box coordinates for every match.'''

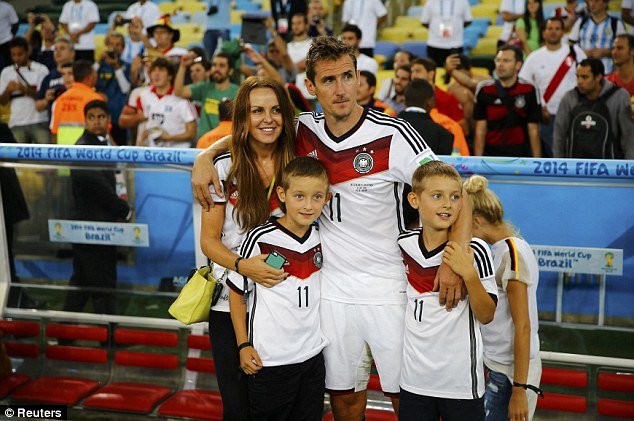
[366,109,430,155]
[526,85,542,123]
[239,222,277,258]
[226,276,246,295]
[212,151,231,165]
[470,240,494,279]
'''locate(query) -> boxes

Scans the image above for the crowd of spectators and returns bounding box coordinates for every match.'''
[0,0,632,159]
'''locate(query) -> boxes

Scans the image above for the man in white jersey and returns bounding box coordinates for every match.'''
[519,17,587,157]
[191,36,470,419]
[569,0,626,74]
[137,57,196,148]
[299,36,469,419]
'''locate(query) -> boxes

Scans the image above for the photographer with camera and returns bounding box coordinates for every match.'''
[307,0,332,38]
[24,13,57,71]
[36,38,75,126]
[96,32,132,145]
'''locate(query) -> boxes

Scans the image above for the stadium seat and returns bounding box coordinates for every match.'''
[471,38,498,56]
[536,367,589,414]
[374,41,400,61]
[471,4,499,21]
[402,41,427,58]
[597,372,634,419]
[159,2,180,15]
[231,10,245,24]
[0,320,40,399]
[179,2,208,14]
[82,328,180,414]
[379,27,428,43]
[485,25,504,40]
[394,16,422,28]
[158,334,223,420]
[11,324,109,406]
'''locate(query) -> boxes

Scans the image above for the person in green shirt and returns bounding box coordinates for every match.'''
[174,51,239,139]
[515,0,544,56]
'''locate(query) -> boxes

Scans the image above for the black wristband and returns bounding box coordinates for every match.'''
[513,382,544,398]
[234,256,243,274]
[238,341,252,351]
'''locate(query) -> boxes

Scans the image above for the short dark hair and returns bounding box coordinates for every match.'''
[290,12,308,23]
[412,57,436,72]
[305,36,357,84]
[497,44,523,63]
[8,36,29,51]
[359,70,376,88]
[341,24,362,40]
[213,51,234,70]
[578,58,605,77]
[404,79,435,108]
[616,33,634,50]
[543,17,565,31]
[278,156,329,214]
[396,63,411,75]
[150,57,176,80]
[73,60,94,83]
[84,100,109,116]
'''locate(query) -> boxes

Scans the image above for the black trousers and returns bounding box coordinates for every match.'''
[248,352,325,421]
[399,388,484,421]
[63,243,117,314]
[209,310,250,421]
[427,46,464,68]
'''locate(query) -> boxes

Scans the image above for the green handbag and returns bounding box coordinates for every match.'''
[168,266,224,325]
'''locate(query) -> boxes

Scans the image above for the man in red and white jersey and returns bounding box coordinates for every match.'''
[136,57,196,148]
[519,17,587,157]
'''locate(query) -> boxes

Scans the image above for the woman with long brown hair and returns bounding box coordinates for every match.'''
[200,76,296,420]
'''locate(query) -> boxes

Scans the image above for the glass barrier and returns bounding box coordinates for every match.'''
[1,145,633,361]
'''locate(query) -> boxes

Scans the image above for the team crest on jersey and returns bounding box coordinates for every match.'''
[515,95,526,109]
[353,151,374,174]
[313,251,323,269]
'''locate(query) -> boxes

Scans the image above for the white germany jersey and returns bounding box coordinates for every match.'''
[482,237,540,366]
[296,108,436,304]
[227,219,328,367]
[137,86,196,148]
[398,231,497,399]
[208,153,283,312]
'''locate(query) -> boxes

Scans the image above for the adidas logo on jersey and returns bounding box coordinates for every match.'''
[494,98,503,105]
[307,150,319,159]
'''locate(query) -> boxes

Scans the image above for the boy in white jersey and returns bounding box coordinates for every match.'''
[398,161,497,421]
[228,156,331,420]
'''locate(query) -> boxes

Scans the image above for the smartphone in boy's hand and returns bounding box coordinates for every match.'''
[264,250,286,269]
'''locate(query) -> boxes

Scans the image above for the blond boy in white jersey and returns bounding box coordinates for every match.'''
[398,161,497,421]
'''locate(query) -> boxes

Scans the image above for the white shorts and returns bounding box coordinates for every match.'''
[320,299,405,396]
